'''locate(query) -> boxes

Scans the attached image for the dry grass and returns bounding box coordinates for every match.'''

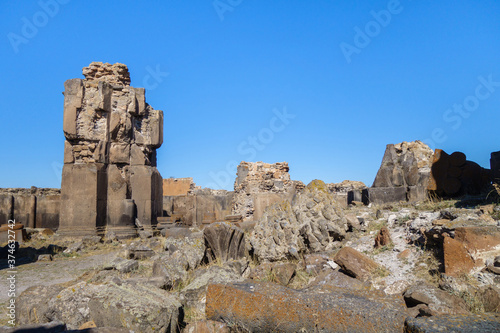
[412,248,442,286]
[288,268,314,289]
[414,197,457,211]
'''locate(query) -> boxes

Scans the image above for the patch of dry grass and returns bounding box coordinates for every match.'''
[412,248,442,286]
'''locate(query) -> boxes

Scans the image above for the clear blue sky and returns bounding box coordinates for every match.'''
[1,0,499,191]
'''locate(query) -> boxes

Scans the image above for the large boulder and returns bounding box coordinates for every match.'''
[16,284,65,325]
[206,282,408,332]
[333,247,382,282]
[203,222,246,262]
[17,281,182,332]
[249,180,347,261]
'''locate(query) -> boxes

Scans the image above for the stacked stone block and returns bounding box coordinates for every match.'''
[59,62,163,237]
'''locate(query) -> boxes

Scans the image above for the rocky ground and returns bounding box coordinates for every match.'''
[2,180,500,332]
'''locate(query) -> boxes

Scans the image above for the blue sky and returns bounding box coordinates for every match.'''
[1,0,499,190]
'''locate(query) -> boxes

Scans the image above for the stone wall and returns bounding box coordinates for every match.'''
[163,178,194,196]
[232,161,304,222]
[163,180,233,226]
[59,62,163,238]
[0,188,60,230]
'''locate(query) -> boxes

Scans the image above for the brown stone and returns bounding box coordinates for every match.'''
[397,249,411,259]
[374,226,392,248]
[334,247,382,281]
[455,226,500,255]
[163,178,193,196]
[206,282,408,333]
[109,143,130,164]
[404,281,469,315]
[443,236,476,277]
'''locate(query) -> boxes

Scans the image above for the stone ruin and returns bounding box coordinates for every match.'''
[161,162,304,227]
[232,161,304,222]
[368,141,434,204]
[58,62,163,238]
[368,140,496,204]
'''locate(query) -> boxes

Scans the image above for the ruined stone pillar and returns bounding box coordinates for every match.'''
[59,62,163,237]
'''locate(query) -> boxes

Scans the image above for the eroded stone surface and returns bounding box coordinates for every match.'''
[59,62,163,237]
[206,282,408,333]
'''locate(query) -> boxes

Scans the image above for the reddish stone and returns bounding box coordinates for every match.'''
[443,236,476,277]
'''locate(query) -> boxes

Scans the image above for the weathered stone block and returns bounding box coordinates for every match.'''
[366,186,407,204]
[0,194,13,226]
[63,78,83,139]
[206,282,408,333]
[443,236,476,277]
[129,166,162,229]
[35,194,60,230]
[109,142,130,164]
[58,164,107,236]
[97,81,112,112]
[408,185,428,202]
[130,144,146,165]
[64,140,74,164]
[334,246,382,282]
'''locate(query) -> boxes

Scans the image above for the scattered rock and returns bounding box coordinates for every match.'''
[181,265,244,316]
[127,244,155,260]
[107,257,138,273]
[404,281,469,316]
[334,247,382,282]
[37,254,53,262]
[17,284,65,325]
[301,253,330,274]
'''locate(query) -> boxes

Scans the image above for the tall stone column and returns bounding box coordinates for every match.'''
[58,62,164,237]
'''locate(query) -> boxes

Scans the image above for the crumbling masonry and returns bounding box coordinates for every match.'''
[58,62,163,237]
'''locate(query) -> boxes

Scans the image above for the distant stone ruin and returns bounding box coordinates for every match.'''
[368,141,434,204]
[58,62,163,237]
[368,141,494,204]
[232,161,304,222]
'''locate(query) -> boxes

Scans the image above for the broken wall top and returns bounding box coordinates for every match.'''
[372,140,434,188]
[63,62,163,166]
[234,161,292,193]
